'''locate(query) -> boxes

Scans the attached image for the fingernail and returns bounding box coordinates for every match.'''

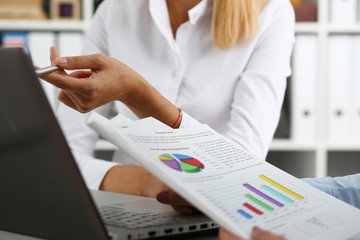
[156,191,169,204]
[58,57,67,66]
[253,226,261,232]
[50,46,53,55]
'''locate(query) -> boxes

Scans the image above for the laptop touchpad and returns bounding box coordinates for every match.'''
[109,199,175,213]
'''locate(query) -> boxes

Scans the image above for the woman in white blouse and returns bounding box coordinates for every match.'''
[43,0,295,198]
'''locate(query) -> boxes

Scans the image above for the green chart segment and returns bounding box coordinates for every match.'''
[159,153,205,173]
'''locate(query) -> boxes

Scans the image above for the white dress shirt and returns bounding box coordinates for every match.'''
[57,0,295,189]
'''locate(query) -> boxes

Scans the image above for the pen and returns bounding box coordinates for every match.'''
[35,65,61,77]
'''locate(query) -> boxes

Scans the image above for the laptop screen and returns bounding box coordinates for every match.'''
[0,47,109,240]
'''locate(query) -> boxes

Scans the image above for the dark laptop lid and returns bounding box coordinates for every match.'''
[0,47,109,240]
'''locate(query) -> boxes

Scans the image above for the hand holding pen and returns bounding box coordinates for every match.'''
[35,65,61,77]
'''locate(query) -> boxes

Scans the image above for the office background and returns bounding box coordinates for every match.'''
[0,0,359,180]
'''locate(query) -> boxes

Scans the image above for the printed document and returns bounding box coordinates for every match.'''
[88,113,360,240]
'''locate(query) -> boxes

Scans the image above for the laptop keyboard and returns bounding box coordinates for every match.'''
[98,206,189,229]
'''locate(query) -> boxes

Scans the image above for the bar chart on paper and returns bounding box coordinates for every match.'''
[197,171,348,239]
[237,175,305,222]
[199,173,312,221]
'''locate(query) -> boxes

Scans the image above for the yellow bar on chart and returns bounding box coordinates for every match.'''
[259,175,303,200]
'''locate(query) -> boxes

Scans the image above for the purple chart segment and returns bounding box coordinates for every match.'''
[162,160,182,171]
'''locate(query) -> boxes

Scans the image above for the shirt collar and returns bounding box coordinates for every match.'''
[149,0,213,25]
[188,0,212,25]
[148,0,213,50]
[149,0,174,48]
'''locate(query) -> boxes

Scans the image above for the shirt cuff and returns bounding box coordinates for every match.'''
[301,177,333,195]
[302,176,360,209]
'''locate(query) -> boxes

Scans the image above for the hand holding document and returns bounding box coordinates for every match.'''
[88,112,360,240]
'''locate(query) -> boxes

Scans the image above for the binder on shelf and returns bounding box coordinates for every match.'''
[330,0,358,25]
[1,31,28,49]
[27,31,58,111]
[328,35,352,142]
[292,3,317,22]
[274,78,290,139]
[94,0,105,12]
[0,0,46,19]
[350,36,360,142]
[50,0,81,20]
[290,35,317,142]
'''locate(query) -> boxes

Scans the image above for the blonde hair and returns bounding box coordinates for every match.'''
[211,0,270,49]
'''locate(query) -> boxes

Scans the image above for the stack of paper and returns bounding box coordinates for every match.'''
[88,112,360,240]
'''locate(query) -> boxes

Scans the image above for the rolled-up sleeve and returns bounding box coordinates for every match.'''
[302,174,360,209]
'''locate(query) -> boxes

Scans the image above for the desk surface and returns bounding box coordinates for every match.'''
[0,190,219,240]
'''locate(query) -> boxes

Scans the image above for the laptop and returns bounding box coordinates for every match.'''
[0,47,217,240]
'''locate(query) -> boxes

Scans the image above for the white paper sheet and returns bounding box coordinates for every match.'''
[88,112,360,240]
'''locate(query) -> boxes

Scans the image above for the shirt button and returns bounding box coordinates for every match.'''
[190,12,198,21]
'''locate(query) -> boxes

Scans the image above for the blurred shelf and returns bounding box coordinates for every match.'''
[270,140,360,152]
[2,20,360,33]
[270,139,317,151]
[295,23,319,33]
[326,143,360,151]
[295,23,360,34]
[0,20,86,31]
[328,25,360,34]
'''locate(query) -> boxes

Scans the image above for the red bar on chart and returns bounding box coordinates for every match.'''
[243,203,263,215]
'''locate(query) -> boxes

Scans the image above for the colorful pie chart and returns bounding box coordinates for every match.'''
[158,153,204,173]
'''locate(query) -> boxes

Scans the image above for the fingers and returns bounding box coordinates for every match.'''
[49,46,68,77]
[42,72,90,92]
[50,46,60,65]
[156,190,195,214]
[58,89,96,113]
[251,227,285,240]
[69,70,93,79]
[58,90,78,110]
[56,54,106,70]
[218,227,285,240]
[219,228,244,240]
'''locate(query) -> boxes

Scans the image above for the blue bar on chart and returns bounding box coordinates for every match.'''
[261,185,294,203]
[237,209,253,219]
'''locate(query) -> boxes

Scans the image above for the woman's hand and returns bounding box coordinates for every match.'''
[42,47,143,113]
[41,47,182,128]
[156,189,198,214]
[219,227,285,240]
[100,165,167,198]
